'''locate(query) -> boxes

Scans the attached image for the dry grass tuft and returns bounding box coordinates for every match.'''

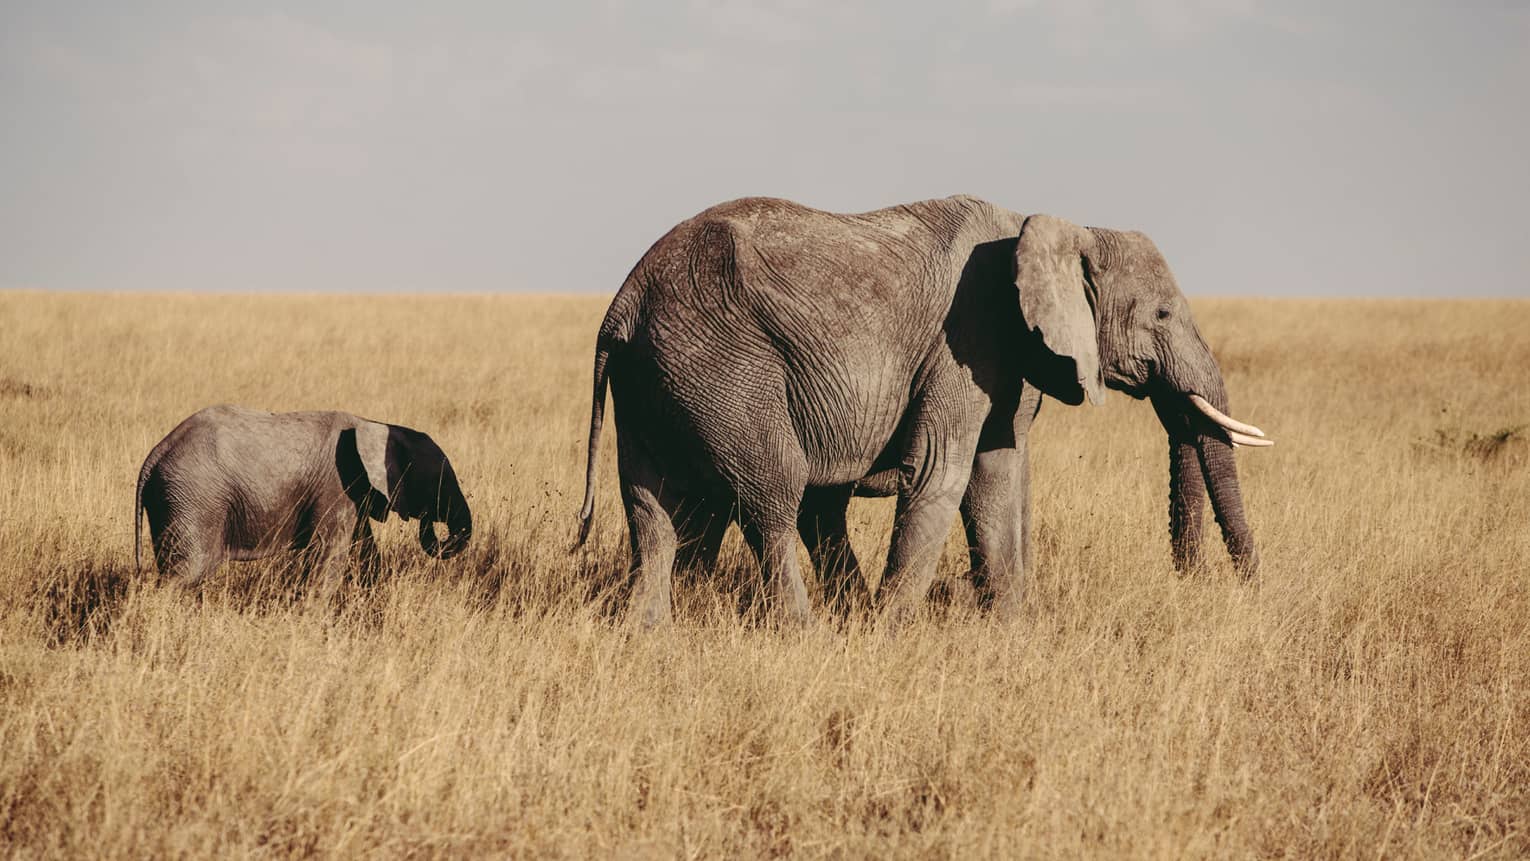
[1,292,1527,857]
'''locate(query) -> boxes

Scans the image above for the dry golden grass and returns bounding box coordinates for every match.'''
[0,292,1527,858]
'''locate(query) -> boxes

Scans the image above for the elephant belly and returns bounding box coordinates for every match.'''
[788,374,911,487]
[223,484,342,559]
[850,467,902,497]
[627,250,936,498]
[221,501,297,559]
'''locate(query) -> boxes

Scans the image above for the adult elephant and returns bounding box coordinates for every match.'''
[136,405,472,593]
[578,196,1272,627]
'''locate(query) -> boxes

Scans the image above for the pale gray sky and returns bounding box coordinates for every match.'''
[2,1,1527,296]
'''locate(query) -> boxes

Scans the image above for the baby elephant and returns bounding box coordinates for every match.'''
[135,405,472,592]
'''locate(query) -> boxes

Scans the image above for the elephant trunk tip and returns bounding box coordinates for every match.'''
[420,508,472,560]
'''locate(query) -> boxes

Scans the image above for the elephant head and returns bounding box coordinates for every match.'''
[338,422,473,559]
[1015,214,1273,577]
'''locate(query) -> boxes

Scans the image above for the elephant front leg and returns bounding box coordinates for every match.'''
[876,489,969,628]
[876,424,980,627]
[961,439,1030,621]
[798,485,869,617]
[352,519,382,588]
[306,507,364,601]
[309,539,355,603]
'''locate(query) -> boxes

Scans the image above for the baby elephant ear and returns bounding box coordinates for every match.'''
[1014,214,1105,406]
[336,422,393,521]
[353,421,392,499]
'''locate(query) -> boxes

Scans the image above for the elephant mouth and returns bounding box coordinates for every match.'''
[1109,360,1163,401]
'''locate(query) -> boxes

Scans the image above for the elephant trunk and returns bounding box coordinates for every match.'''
[1152,395,1207,572]
[1168,436,1207,571]
[444,501,472,558]
[418,516,443,557]
[1152,382,1259,578]
[1198,434,1258,577]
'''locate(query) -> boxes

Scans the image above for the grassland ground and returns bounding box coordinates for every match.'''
[1,293,1527,857]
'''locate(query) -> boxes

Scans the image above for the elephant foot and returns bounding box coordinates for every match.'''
[622,566,675,629]
[774,607,818,632]
[965,564,1027,622]
[628,592,674,629]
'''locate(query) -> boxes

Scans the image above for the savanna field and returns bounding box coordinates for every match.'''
[0,292,1526,858]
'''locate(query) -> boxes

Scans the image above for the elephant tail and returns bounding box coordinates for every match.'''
[134,448,156,573]
[577,338,614,547]
[134,429,177,573]
[578,270,646,548]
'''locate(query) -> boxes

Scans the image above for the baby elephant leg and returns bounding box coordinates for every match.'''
[151,508,223,589]
[307,507,363,601]
[161,544,221,590]
[352,518,382,588]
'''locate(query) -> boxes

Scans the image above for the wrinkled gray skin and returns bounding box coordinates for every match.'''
[580,196,1259,627]
[136,405,472,593]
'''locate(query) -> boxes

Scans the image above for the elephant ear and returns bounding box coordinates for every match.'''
[337,421,393,522]
[354,421,393,498]
[1014,214,1105,406]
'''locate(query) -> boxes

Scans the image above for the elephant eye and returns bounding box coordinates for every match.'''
[1156,305,1173,321]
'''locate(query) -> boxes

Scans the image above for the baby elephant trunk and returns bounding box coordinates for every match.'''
[419,502,472,559]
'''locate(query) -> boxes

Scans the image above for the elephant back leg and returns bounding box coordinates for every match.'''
[619,375,816,625]
[739,502,813,628]
[798,484,869,616]
[725,437,814,626]
[145,494,224,588]
[616,433,685,627]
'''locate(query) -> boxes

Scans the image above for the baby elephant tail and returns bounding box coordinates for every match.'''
[577,339,613,547]
[134,454,152,573]
[134,433,174,574]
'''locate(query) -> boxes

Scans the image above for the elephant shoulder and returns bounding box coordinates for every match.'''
[692,194,1006,234]
[857,195,1012,251]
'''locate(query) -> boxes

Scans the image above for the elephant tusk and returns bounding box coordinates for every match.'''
[1189,394,1267,438]
[1227,430,1274,447]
